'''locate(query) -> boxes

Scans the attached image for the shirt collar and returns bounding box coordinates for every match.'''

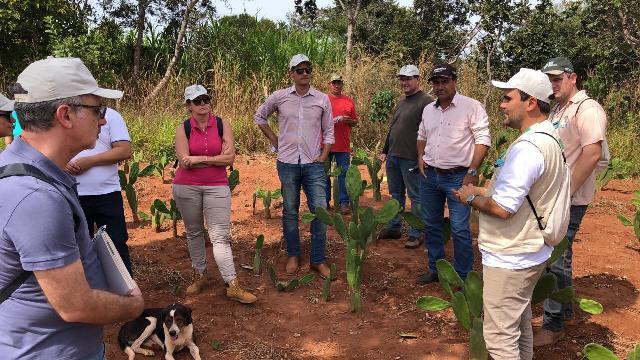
[289,85,316,97]
[433,92,459,109]
[189,114,215,128]
[569,90,588,104]
[9,137,77,189]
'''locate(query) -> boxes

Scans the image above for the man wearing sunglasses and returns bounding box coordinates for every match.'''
[65,107,134,275]
[0,57,143,359]
[255,54,335,279]
[0,94,15,141]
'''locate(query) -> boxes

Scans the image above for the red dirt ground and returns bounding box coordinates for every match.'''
[104,154,640,360]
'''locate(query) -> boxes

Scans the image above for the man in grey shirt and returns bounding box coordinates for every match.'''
[0,57,143,359]
[378,65,434,248]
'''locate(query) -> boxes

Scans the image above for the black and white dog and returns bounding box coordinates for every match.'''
[118,303,201,360]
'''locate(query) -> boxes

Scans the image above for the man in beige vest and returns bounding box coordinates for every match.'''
[454,68,563,360]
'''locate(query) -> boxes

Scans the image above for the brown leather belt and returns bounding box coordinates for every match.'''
[427,165,468,174]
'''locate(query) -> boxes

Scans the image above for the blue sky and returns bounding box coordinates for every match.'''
[214,0,414,22]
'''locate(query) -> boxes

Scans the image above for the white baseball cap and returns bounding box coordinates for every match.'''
[184,84,209,102]
[397,65,420,77]
[491,68,553,104]
[0,94,14,111]
[289,54,311,69]
[13,57,123,103]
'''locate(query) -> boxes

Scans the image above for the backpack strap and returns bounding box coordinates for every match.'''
[183,119,192,140]
[0,163,81,304]
[524,131,565,231]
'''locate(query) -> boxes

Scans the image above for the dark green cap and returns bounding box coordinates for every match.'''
[541,57,574,75]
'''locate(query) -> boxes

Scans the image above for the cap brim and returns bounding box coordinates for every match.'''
[92,88,123,99]
[427,75,453,81]
[542,69,564,75]
[491,80,514,89]
[0,99,15,111]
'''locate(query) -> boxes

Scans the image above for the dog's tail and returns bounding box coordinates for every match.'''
[117,324,129,350]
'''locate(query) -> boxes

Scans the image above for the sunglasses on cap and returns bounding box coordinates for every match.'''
[189,97,211,106]
[73,104,107,118]
[293,67,313,75]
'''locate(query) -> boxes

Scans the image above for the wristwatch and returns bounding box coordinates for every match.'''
[467,168,478,176]
[466,194,477,206]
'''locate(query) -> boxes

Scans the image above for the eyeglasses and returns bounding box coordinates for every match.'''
[190,97,211,106]
[72,104,107,118]
[294,67,313,75]
[330,80,343,85]
[0,112,12,122]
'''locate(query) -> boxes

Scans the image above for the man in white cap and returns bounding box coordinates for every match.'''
[0,94,15,140]
[0,57,144,359]
[453,68,563,360]
[65,106,133,275]
[378,64,434,249]
[416,63,491,285]
[255,54,335,279]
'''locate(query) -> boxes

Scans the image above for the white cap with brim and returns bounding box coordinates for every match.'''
[184,84,209,102]
[0,94,14,111]
[13,57,122,103]
[491,68,553,104]
[397,65,420,77]
[289,54,311,69]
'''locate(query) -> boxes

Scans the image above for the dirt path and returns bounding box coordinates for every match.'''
[104,155,640,359]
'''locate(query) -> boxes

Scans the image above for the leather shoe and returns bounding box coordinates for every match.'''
[285,256,299,275]
[310,263,335,281]
[416,272,439,285]
[533,328,565,347]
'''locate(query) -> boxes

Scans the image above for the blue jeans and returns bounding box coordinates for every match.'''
[277,160,327,264]
[542,205,588,331]
[87,343,106,360]
[325,152,350,207]
[385,155,422,238]
[421,167,473,278]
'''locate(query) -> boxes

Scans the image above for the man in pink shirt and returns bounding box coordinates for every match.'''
[534,57,608,346]
[416,63,491,284]
[326,73,357,214]
[255,54,335,279]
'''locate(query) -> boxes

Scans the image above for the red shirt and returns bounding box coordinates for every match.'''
[173,114,229,186]
[328,94,357,152]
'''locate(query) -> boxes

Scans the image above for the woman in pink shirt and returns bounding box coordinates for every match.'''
[172,84,256,304]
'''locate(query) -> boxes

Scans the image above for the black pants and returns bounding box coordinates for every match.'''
[79,191,132,275]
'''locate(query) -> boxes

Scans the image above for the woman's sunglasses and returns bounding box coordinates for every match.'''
[190,97,211,106]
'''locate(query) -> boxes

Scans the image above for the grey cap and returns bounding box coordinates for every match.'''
[541,57,574,75]
[289,54,311,69]
[397,65,420,77]
[14,57,123,103]
[184,84,208,102]
[0,94,14,112]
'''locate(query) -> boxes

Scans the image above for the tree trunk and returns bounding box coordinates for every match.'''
[144,0,199,103]
[483,23,503,107]
[345,18,354,78]
[132,0,148,84]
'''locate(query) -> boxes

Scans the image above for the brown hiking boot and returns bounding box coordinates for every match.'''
[186,269,207,295]
[226,279,257,304]
[533,328,565,347]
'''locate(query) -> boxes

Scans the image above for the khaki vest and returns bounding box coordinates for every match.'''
[478,121,564,254]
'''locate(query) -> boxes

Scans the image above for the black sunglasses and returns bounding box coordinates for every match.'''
[190,97,211,106]
[294,67,313,75]
[73,104,107,118]
[331,80,343,85]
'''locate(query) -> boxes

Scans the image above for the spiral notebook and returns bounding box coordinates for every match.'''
[93,226,135,295]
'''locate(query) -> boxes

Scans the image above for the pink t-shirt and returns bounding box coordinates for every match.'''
[173,115,229,186]
[549,90,607,205]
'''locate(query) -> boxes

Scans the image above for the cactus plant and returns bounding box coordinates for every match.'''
[252,188,282,219]
[139,198,181,236]
[321,263,337,302]
[228,169,240,192]
[617,190,640,241]
[119,160,154,223]
[147,152,171,183]
[304,166,401,312]
[351,148,383,201]
[583,343,640,360]
[253,234,264,275]
[265,262,316,292]
[325,162,343,209]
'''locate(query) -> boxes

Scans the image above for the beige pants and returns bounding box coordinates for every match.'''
[172,184,236,283]
[482,263,546,360]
